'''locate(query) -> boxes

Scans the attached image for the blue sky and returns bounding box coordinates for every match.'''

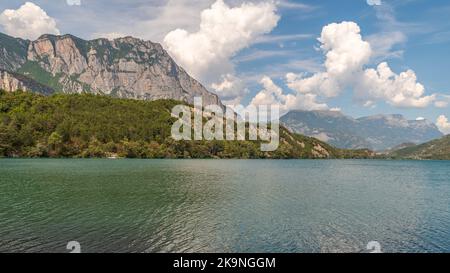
[0,0,449,131]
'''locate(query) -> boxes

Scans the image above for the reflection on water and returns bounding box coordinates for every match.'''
[0,159,449,253]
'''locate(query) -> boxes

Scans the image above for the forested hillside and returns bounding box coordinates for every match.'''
[0,91,372,159]
[388,135,450,160]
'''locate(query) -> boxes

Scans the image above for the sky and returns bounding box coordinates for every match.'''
[0,0,449,133]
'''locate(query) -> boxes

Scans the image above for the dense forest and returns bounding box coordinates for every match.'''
[0,91,374,159]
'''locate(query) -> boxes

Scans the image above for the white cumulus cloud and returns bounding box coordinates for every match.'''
[251,76,289,106]
[211,74,249,105]
[355,62,435,108]
[250,76,328,114]
[163,0,279,86]
[0,2,60,40]
[286,22,371,99]
[436,115,450,135]
[367,0,382,6]
[320,22,372,78]
[285,21,436,109]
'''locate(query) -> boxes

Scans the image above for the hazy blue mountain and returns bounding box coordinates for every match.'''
[281,110,443,151]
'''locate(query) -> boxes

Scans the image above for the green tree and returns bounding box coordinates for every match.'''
[48,131,63,156]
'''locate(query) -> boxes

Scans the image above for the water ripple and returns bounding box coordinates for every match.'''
[1,159,450,253]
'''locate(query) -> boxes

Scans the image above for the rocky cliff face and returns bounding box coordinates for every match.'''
[0,32,220,106]
[282,110,443,151]
[0,69,54,95]
[0,33,29,71]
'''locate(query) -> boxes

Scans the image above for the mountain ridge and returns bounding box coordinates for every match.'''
[0,32,221,106]
[388,135,450,160]
[281,110,443,151]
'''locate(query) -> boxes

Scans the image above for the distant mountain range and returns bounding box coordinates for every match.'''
[0,32,220,106]
[281,110,443,151]
[388,135,450,160]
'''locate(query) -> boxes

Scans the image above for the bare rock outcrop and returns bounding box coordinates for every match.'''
[0,69,54,95]
[24,34,221,106]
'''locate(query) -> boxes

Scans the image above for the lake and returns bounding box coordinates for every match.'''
[0,159,449,253]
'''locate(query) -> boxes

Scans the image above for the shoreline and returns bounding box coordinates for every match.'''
[0,157,448,161]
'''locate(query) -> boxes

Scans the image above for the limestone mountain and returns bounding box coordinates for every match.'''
[0,69,54,95]
[0,32,220,106]
[281,110,443,151]
[0,33,28,71]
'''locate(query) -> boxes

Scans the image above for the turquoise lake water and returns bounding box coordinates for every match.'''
[0,159,449,253]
